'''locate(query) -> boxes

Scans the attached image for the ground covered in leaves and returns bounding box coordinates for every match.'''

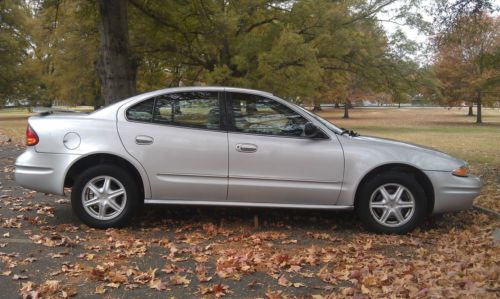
[0,142,499,298]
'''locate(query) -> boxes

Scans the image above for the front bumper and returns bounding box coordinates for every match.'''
[15,147,80,195]
[424,170,482,214]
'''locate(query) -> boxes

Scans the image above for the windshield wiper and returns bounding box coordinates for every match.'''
[339,128,359,137]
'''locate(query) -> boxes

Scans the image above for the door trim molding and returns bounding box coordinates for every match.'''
[230,175,340,184]
[156,173,341,184]
[157,172,226,178]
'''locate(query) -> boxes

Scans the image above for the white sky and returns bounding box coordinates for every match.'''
[378,0,500,62]
[380,2,431,43]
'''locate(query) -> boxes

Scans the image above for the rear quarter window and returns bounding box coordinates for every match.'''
[126,99,154,122]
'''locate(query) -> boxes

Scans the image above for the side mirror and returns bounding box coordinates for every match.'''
[304,122,320,138]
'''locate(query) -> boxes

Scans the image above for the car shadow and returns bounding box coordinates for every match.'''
[46,199,480,236]
[134,204,362,233]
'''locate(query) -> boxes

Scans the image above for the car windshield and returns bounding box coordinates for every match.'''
[293,104,344,134]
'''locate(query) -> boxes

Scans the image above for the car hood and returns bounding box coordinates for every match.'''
[339,135,465,172]
[360,135,462,161]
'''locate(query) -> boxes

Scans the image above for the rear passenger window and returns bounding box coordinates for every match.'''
[126,99,154,122]
[153,92,220,130]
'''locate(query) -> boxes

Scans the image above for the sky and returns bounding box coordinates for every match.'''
[378,0,500,63]
[379,0,432,43]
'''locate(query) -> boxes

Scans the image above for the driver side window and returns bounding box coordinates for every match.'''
[229,93,308,137]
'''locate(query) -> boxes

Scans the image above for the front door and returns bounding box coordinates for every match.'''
[226,92,344,205]
[117,91,228,201]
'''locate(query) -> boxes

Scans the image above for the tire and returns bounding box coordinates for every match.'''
[71,164,140,228]
[356,171,427,234]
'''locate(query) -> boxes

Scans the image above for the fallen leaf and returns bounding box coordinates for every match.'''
[200,284,230,297]
[278,275,292,287]
[95,285,106,294]
[105,282,120,289]
[149,279,167,291]
[170,274,190,286]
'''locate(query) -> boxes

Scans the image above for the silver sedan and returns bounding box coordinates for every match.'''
[15,87,482,233]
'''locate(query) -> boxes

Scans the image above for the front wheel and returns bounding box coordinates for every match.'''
[356,172,427,234]
[71,165,139,228]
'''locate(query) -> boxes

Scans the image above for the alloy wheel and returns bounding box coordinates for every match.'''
[369,183,415,228]
[81,175,127,220]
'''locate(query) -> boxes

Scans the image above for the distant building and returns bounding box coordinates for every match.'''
[3,99,29,108]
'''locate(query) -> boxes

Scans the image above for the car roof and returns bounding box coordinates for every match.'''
[133,86,274,100]
[90,86,276,119]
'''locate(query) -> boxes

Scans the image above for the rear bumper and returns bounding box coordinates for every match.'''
[424,170,482,214]
[15,147,79,195]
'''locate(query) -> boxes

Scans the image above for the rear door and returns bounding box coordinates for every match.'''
[117,91,228,201]
[226,92,344,205]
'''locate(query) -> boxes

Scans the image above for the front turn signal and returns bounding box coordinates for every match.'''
[452,166,469,177]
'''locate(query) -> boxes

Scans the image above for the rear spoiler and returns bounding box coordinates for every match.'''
[38,109,84,116]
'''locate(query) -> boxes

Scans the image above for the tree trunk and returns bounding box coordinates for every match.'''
[97,0,137,106]
[476,90,482,124]
[343,100,350,118]
[334,102,340,108]
[468,103,474,116]
[312,100,322,111]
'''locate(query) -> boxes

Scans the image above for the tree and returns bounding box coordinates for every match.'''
[2,0,432,111]
[284,0,422,117]
[433,0,494,36]
[127,0,316,97]
[125,0,424,115]
[434,13,499,123]
[36,1,101,107]
[0,0,31,105]
[97,0,136,105]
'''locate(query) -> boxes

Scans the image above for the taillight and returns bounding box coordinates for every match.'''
[26,125,39,146]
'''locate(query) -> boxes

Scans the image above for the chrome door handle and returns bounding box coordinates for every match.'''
[236,143,257,153]
[135,135,154,145]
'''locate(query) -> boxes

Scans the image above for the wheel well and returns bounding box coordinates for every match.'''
[354,163,434,214]
[64,154,145,200]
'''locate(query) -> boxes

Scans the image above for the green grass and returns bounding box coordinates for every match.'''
[0,108,30,114]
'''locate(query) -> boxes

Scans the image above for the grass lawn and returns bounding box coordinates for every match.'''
[0,107,31,114]
[0,117,32,141]
[1,107,499,210]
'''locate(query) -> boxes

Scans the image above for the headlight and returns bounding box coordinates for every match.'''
[452,166,469,177]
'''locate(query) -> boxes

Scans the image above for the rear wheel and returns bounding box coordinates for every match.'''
[356,172,427,234]
[71,165,139,228]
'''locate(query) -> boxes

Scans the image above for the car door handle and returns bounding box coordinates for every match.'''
[236,143,257,153]
[135,135,154,145]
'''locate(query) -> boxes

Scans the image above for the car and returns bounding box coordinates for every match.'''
[14,87,482,234]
